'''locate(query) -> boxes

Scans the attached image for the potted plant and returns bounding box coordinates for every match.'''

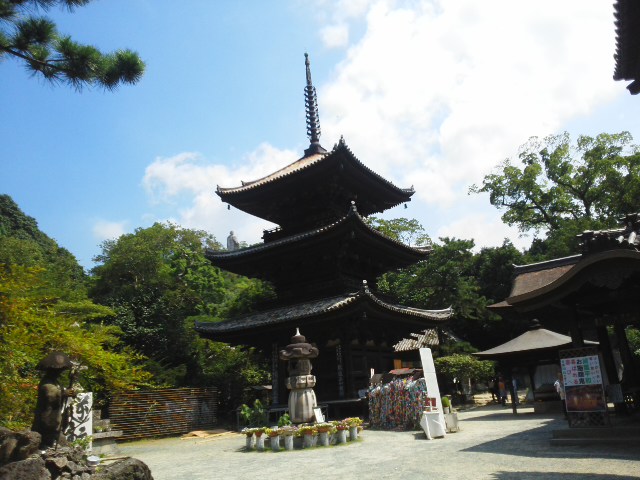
[277,413,292,427]
[333,420,348,444]
[265,428,281,452]
[279,425,297,451]
[344,417,363,441]
[241,427,256,450]
[298,424,316,448]
[315,422,333,446]
[441,396,451,414]
[254,427,266,451]
[239,399,268,427]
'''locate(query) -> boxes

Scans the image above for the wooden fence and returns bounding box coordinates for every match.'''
[110,387,218,441]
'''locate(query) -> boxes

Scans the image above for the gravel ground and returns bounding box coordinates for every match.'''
[118,404,640,480]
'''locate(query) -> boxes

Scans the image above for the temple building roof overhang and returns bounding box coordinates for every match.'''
[195,282,452,344]
[614,0,640,95]
[491,215,640,316]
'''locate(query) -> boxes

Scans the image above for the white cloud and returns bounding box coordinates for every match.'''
[141,144,298,244]
[142,1,623,251]
[320,24,349,48]
[312,0,620,246]
[92,220,127,242]
[434,211,532,253]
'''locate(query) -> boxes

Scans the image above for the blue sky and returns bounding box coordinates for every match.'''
[2,0,638,269]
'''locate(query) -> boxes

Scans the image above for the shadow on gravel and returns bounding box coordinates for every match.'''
[490,472,639,480]
[460,412,552,422]
[462,423,637,461]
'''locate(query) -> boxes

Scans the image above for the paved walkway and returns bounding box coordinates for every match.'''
[118,405,640,479]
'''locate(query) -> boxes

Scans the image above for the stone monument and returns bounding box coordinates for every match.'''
[31,352,76,449]
[226,231,240,251]
[279,329,318,423]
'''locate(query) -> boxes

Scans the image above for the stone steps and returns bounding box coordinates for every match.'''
[550,425,640,446]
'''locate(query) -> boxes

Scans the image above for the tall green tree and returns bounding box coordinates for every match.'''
[90,223,273,388]
[471,132,640,258]
[0,196,155,428]
[379,237,503,349]
[0,0,144,89]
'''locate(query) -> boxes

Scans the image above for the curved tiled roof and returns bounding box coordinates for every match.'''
[206,202,431,262]
[216,137,414,197]
[195,283,452,335]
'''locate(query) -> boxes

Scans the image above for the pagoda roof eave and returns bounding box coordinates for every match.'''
[206,203,430,268]
[216,138,414,203]
[194,284,452,340]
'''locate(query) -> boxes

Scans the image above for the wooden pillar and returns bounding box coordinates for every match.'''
[596,325,619,384]
[568,308,585,347]
[336,342,345,399]
[527,364,537,399]
[271,342,280,405]
[343,341,354,399]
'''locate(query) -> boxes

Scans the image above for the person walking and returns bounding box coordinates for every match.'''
[498,376,508,406]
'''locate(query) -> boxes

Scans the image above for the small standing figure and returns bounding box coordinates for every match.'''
[31,352,76,449]
[488,377,497,402]
[554,372,567,417]
[227,231,240,251]
[497,376,508,406]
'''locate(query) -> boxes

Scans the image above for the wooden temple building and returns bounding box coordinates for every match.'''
[195,55,452,409]
[489,214,640,411]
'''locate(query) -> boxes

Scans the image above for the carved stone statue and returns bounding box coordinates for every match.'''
[31,352,76,449]
[279,329,319,423]
[226,231,240,251]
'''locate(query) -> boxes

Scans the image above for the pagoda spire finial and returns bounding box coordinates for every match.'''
[304,53,326,157]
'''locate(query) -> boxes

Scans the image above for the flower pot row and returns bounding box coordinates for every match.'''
[241,418,363,452]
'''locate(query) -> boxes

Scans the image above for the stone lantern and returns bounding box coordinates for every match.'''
[279,329,319,423]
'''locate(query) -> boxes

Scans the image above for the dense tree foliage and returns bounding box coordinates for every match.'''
[365,216,431,246]
[0,0,144,89]
[434,354,495,383]
[376,235,525,350]
[89,223,273,408]
[0,197,153,428]
[470,132,640,258]
[0,195,84,297]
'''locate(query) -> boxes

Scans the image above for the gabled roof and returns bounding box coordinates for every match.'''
[509,255,580,298]
[393,328,461,352]
[195,282,452,339]
[206,202,430,279]
[393,329,439,352]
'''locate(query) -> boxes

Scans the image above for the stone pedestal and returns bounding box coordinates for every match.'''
[285,372,317,423]
[279,329,319,424]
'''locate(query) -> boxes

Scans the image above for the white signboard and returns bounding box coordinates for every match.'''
[419,348,446,429]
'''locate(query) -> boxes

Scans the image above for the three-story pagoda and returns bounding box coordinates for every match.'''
[196,55,451,406]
